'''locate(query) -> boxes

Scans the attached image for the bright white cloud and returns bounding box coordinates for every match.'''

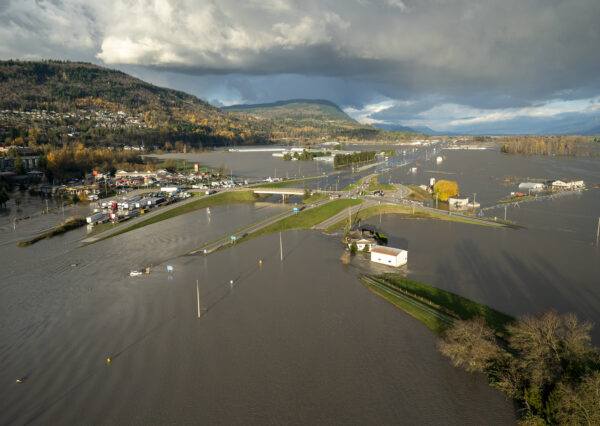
[354,97,600,131]
[345,99,399,124]
[445,98,600,127]
[1,0,600,133]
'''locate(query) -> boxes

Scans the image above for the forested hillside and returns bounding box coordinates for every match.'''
[0,60,417,148]
[0,60,267,148]
[225,99,415,142]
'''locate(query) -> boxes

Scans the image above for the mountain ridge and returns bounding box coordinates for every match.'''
[0,60,418,146]
[224,98,360,125]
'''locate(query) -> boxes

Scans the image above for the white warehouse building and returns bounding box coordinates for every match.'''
[518,182,545,192]
[370,245,408,267]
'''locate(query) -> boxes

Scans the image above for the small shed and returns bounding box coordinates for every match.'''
[448,197,469,208]
[518,182,545,192]
[370,245,408,267]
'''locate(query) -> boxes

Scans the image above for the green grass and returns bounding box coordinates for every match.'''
[366,282,448,333]
[238,198,362,243]
[342,174,394,192]
[96,190,258,241]
[18,217,87,247]
[407,185,432,201]
[361,277,452,334]
[366,176,395,192]
[302,192,328,204]
[325,203,503,232]
[342,175,369,191]
[376,274,514,335]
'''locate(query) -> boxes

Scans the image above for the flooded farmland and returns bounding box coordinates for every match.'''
[2,145,599,424]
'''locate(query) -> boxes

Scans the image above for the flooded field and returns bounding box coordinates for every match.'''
[2,146,599,424]
[155,148,327,179]
[0,230,515,424]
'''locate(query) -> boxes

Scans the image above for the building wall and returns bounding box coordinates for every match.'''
[370,251,407,267]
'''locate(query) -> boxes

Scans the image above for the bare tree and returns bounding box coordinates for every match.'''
[438,317,503,373]
[507,311,595,388]
[549,372,600,425]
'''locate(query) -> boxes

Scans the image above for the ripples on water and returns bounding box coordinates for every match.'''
[0,229,515,424]
[1,148,598,424]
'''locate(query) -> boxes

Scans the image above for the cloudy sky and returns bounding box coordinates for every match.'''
[1,0,600,133]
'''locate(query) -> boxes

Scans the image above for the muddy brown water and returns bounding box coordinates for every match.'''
[0,229,515,424]
[2,148,599,424]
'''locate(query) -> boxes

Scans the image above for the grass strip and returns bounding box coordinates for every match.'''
[372,274,514,335]
[325,203,504,232]
[18,217,87,247]
[237,198,362,244]
[366,176,395,192]
[342,175,369,191]
[362,277,450,333]
[302,192,329,204]
[96,190,258,241]
[407,185,432,201]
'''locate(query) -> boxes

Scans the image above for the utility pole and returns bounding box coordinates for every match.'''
[596,217,600,247]
[504,204,507,221]
[196,280,201,318]
[279,231,283,261]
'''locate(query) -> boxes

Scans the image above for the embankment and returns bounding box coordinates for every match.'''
[17,217,87,247]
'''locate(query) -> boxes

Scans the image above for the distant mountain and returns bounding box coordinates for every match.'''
[411,126,456,136]
[0,60,226,115]
[0,61,418,146]
[372,123,418,133]
[581,124,600,136]
[0,60,268,146]
[373,123,452,136]
[225,99,355,122]
[224,98,400,141]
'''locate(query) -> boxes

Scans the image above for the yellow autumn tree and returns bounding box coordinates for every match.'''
[433,180,459,202]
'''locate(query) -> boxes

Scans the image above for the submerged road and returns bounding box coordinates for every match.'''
[190,198,332,254]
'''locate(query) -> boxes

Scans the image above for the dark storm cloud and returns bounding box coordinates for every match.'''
[1,0,600,130]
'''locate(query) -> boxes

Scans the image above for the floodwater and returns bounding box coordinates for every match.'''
[364,215,600,340]
[0,229,515,424]
[155,145,421,193]
[389,147,600,206]
[155,148,326,179]
[2,146,599,424]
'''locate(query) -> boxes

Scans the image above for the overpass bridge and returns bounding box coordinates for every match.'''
[252,187,306,196]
